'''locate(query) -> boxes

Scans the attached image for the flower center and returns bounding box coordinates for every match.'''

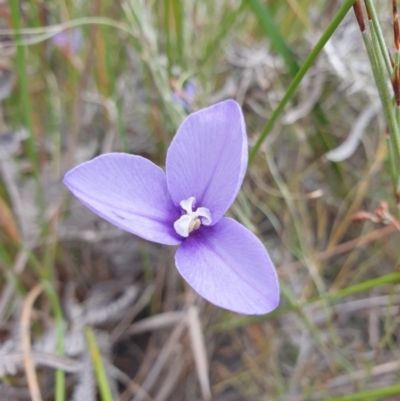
[174,197,212,238]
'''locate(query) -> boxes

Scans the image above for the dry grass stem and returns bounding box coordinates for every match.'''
[131,317,187,401]
[187,306,212,401]
[282,224,397,273]
[20,284,43,401]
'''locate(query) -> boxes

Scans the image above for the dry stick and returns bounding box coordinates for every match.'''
[281,224,396,273]
[153,353,183,401]
[131,317,187,401]
[122,311,185,337]
[110,284,154,343]
[321,224,397,260]
[21,284,43,401]
[187,306,212,401]
[282,360,400,401]
[0,351,82,373]
[111,366,155,401]
[328,359,400,389]
[326,136,387,250]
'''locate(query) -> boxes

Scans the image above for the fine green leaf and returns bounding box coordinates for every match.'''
[85,327,114,401]
[214,272,400,331]
[247,0,299,76]
[249,0,357,164]
[43,280,66,401]
[8,0,42,214]
[315,383,400,401]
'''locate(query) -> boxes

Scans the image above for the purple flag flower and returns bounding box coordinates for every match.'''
[172,81,197,112]
[52,29,83,55]
[63,100,279,314]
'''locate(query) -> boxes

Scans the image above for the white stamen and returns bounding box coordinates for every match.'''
[174,197,212,237]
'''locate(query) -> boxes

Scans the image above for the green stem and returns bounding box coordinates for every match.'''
[366,22,400,194]
[42,281,65,401]
[8,0,43,217]
[214,272,400,331]
[200,1,244,66]
[315,384,400,401]
[85,327,114,401]
[364,0,392,75]
[249,0,356,164]
[247,0,299,77]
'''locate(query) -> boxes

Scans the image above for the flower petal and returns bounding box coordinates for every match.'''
[166,100,248,225]
[63,153,182,245]
[175,218,279,314]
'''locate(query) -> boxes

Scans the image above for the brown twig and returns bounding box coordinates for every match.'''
[281,225,396,273]
[352,200,400,231]
[131,317,187,401]
[187,306,212,401]
[21,284,43,401]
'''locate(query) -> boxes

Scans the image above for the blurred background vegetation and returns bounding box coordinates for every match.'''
[1,0,400,400]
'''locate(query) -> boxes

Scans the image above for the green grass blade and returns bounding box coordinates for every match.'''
[171,0,184,66]
[364,0,392,76]
[85,327,114,401]
[248,0,345,183]
[42,280,65,401]
[165,0,173,73]
[214,272,400,331]
[8,0,42,212]
[249,0,356,165]
[318,272,400,301]
[247,0,299,76]
[200,1,244,65]
[0,240,12,266]
[316,383,400,401]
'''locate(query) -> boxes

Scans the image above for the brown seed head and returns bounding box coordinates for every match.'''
[394,0,400,51]
[375,200,390,220]
[393,65,400,106]
[351,211,373,221]
[379,200,389,212]
[389,49,395,69]
[354,0,366,32]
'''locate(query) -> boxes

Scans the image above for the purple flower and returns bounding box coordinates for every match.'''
[172,81,197,112]
[52,29,83,54]
[63,100,279,314]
